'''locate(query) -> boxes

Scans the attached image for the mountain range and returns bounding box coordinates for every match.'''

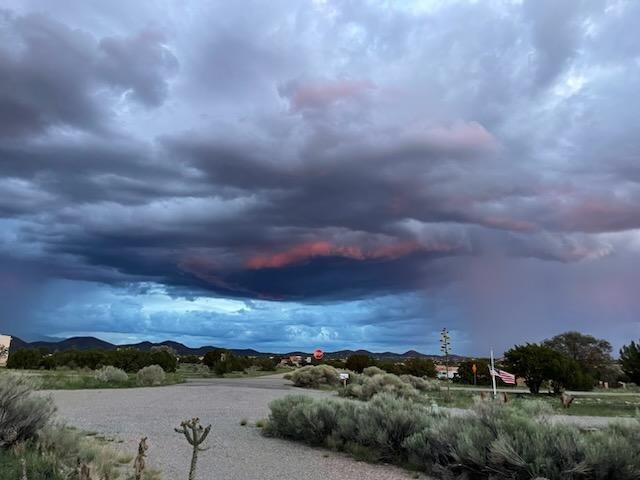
[6,335,466,361]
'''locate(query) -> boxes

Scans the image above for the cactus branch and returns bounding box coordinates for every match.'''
[175,418,211,480]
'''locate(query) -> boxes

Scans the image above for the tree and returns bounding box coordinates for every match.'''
[544,331,613,380]
[620,340,640,385]
[505,343,593,394]
[504,344,563,394]
[179,355,201,364]
[202,349,227,370]
[150,350,178,373]
[402,357,436,377]
[457,359,490,385]
[0,345,7,361]
[345,354,376,373]
[6,349,43,369]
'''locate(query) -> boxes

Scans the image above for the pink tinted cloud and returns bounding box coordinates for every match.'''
[287,80,373,111]
[246,240,425,269]
[409,121,499,154]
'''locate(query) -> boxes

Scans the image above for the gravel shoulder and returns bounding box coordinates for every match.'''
[47,377,429,480]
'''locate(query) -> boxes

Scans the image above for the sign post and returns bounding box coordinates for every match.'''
[490,349,497,399]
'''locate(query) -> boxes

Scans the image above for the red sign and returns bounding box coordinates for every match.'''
[313,349,324,361]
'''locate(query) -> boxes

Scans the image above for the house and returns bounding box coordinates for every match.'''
[0,335,12,366]
[435,364,458,380]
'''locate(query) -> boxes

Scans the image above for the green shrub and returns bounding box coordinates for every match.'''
[136,365,166,386]
[94,366,129,383]
[362,366,385,376]
[340,372,422,401]
[289,365,340,388]
[399,374,440,392]
[0,374,55,447]
[265,392,640,480]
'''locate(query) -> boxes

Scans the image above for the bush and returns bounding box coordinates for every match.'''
[288,365,340,388]
[266,392,439,463]
[399,374,440,392]
[340,372,434,401]
[0,374,55,447]
[94,366,129,384]
[136,365,166,386]
[266,392,640,479]
[362,366,385,376]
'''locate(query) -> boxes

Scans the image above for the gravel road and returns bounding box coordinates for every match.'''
[48,376,428,480]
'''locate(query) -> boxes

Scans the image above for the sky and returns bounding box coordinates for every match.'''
[1,0,639,355]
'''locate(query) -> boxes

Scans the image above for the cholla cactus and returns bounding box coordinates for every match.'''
[133,437,148,480]
[175,418,211,480]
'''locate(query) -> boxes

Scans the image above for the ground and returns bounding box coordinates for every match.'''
[47,375,429,480]
[45,374,638,480]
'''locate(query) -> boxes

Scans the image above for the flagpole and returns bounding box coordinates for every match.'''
[490,348,497,399]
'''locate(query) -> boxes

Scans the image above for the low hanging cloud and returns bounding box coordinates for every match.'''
[0,0,639,352]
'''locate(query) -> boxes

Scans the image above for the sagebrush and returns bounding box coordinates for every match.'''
[136,365,166,386]
[0,374,55,448]
[265,393,640,479]
[288,365,340,388]
[95,366,129,383]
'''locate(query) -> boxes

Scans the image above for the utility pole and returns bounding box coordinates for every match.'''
[440,328,451,401]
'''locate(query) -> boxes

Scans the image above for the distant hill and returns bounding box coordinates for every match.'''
[7,335,464,361]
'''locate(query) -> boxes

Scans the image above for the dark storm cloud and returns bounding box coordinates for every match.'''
[0,9,176,137]
[1,0,639,350]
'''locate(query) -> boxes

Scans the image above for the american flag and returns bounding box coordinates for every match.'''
[489,367,516,385]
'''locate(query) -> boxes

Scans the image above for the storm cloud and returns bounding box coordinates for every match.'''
[1,0,639,354]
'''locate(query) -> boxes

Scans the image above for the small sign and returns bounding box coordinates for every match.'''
[339,373,349,380]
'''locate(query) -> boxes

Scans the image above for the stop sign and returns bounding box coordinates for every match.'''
[313,348,324,361]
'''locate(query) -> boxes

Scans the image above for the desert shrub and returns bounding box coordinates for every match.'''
[581,423,640,480]
[0,374,55,447]
[289,365,340,388]
[266,391,640,480]
[347,393,437,462]
[95,366,129,383]
[136,365,166,386]
[399,374,440,392]
[266,392,439,463]
[340,372,422,401]
[180,363,210,375]
[362,366,385,376]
